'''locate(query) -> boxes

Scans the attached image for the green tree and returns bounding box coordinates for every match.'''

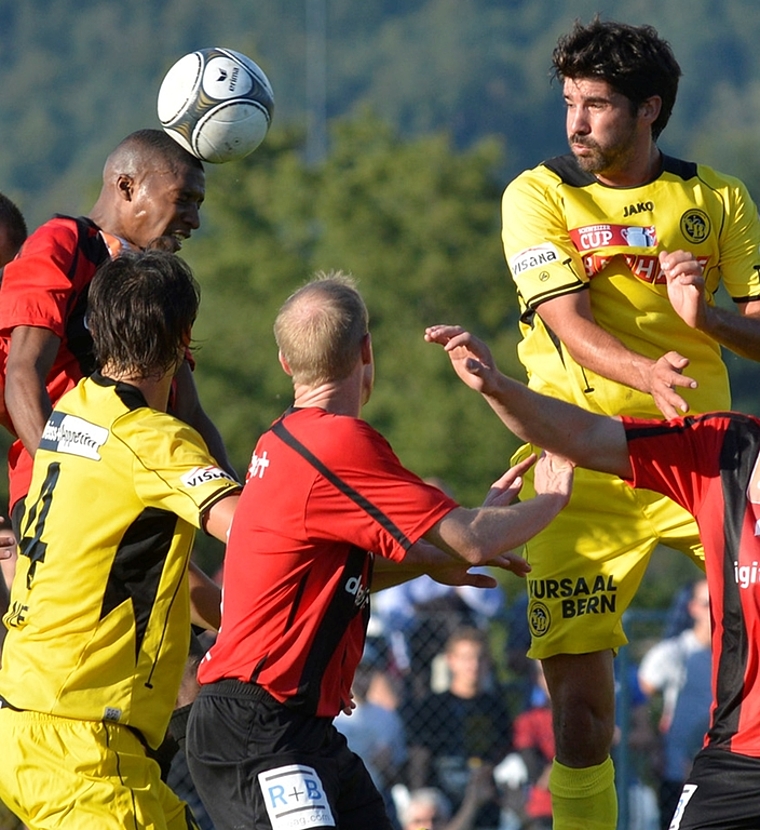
[185,112,525,514]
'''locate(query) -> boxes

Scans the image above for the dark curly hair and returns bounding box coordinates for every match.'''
[87,249,200,379]
[552,17,681,140]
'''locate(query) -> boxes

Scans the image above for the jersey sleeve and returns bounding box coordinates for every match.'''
[501,168,588,310]
[622,415,727,514]
[711,172,760,303]
[0,218,82,338]
[115,410,241,527]
[305,420,458,563]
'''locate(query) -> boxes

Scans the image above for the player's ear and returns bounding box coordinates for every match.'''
[360,332,372,365]
[117,174,135,202]
[278,350,293,376]
[639,95,661,127]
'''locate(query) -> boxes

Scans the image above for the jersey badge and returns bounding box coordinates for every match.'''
[257,763,336,829]
[39,412,109,460]
[680,210,711,244]
[510,243,561,276]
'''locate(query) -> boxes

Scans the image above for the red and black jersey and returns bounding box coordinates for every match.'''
[623,411,760,757]
[0,215,109,509]
[198,407,458,717]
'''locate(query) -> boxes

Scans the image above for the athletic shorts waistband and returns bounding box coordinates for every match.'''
[198,678,276,703]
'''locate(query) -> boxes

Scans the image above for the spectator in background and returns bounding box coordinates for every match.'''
[404,627,512,829]
[399,787,453,830]
[639,579,711,733]
[370,477,506,696]
[398,780,499,830]
[639,579,711,828]
[501,659,554,830]
[335,659,408,825]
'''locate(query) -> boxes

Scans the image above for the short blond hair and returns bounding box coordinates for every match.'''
[274,271,369,386]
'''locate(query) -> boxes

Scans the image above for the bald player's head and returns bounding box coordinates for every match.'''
[103,129,204,181]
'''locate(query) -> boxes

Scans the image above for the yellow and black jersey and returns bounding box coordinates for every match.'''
[502,153,760,418]
[0,373,241,748]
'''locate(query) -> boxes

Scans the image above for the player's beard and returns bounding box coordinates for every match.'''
[569,126,639,179]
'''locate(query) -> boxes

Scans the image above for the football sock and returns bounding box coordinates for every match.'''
[549,755,617,830]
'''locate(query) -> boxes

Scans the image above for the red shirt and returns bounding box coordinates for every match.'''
[0,216,111,509]
[198,407,458,717]
[623,411,760,757]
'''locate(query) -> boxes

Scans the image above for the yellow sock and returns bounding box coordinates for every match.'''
[548,756,617,830]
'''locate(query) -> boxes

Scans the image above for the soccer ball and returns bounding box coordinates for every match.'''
[157,47,274,164]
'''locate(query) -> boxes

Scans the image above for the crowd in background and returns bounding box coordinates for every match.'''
[130,569,712,830]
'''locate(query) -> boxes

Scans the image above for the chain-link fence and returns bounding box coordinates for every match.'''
[0,594,697,830]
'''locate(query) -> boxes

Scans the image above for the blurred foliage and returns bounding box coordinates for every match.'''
[183,115,524,567]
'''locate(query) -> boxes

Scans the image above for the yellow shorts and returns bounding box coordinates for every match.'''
[0,707,198,830]
[513,444,704,660]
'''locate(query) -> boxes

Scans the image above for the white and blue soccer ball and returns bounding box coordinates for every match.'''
[157,47,274,164]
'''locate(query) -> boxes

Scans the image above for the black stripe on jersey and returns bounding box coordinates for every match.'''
[524,280,587,313]
[542,155,596,187]
[627,412,759,748]
[91,372,150,411]
[710,417,759,746]
[101,507,178,661]
[272,418,413,551]
[661,155,699,182]
[296,545,370,713]
[543,153,698,187]
[57,215,109,378]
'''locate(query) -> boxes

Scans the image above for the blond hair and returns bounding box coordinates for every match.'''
[274,271,369,386]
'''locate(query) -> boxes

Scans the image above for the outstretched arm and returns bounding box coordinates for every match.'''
[425,325,632,479]
[423,451,574,565]
[372,459,538,590]
[533,285,696,419]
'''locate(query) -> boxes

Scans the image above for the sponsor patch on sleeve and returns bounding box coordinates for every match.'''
[181,465,236,488]
[509,243,562,276]
[258,764,336,829]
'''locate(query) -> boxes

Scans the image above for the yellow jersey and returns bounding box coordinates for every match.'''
[0,373,241,748]
[502,153,760,417]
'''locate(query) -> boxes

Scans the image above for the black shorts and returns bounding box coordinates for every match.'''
[186,679,393,830]
[667,747,760,829]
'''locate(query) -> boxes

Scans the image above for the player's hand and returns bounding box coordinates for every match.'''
[532,451,574,509]
[424,325,500,395]
[340,693,356,717]
[660,249,708,330]
[430,551,531,583]
[0,516,16,560]
[481,455,536,508]
[648,350,697,419]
